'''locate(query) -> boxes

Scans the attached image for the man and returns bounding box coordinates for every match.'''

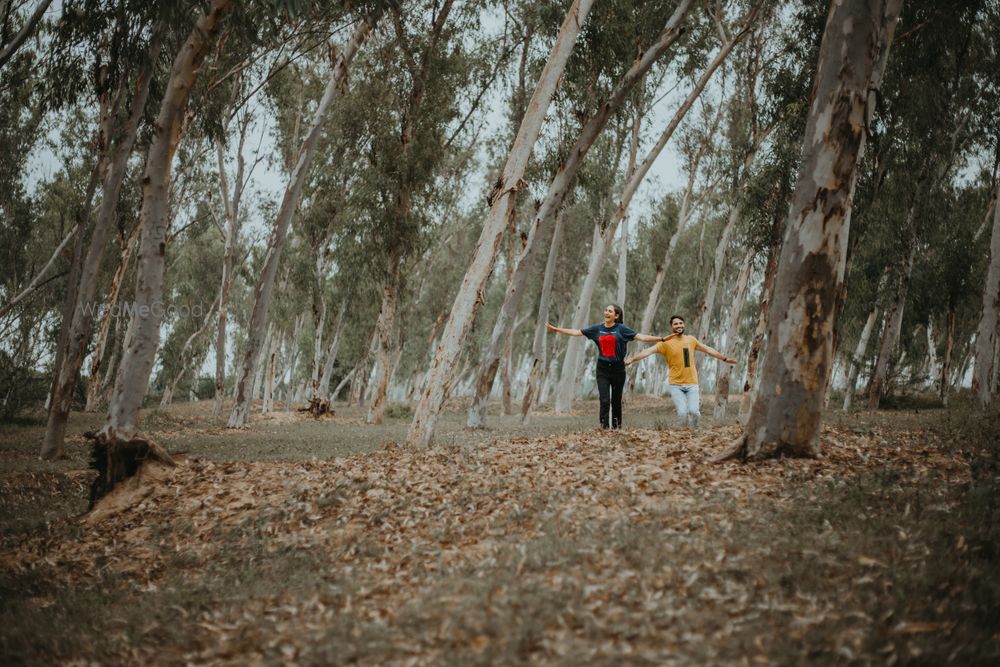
[625,315,736,428]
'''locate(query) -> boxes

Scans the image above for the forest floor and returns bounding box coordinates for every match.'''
[1,396,998,665]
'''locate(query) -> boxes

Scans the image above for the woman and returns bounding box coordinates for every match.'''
[546,304,662,429]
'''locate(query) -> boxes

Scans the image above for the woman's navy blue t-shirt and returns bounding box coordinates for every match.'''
[580,322,637,363]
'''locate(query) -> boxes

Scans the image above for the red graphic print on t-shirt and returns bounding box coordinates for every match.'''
[599,334,617,357]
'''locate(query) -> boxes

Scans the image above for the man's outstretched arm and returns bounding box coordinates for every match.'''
[696,341,736,364]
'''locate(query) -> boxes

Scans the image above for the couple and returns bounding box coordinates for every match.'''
[546,305,735,430]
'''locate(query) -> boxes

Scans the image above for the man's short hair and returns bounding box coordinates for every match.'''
[670,315,685,324]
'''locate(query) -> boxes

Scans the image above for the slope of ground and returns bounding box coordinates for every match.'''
[1,400,997,665]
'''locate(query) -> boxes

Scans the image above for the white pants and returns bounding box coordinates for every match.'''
[668,384,700,428]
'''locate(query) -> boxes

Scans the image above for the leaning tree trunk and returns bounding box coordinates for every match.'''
[972,196,1000,409]
[461,0,689,429]
[617,104,644,310]
[521,212,565,423]
[39,70,120,455]
[101,2,230,441]
[555,9,757,412]
[85,2,230,496]
[228,14,376,428]
[720,0,903,462]
[41,27,164,459]
[631,104,723,394]
[696,200,741,343]
[738,237,779,419]
[867,239,916,408]
[712,251,753,418]
[408,0,598,447]
[85,224,140,411]
[842,306,879,411]
[160,297,219,407]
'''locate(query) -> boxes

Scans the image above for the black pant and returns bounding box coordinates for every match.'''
[595,360,626,429]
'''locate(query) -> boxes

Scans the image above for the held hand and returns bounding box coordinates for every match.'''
[624,356,634,366]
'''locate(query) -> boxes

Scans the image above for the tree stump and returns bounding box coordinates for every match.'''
[300,397,334,418]
[85,430,176,509]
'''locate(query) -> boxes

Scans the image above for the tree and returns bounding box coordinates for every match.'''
[407,0,597,447]
[721,0,903,461]
[96,0,233,450]
[228,8,380,428]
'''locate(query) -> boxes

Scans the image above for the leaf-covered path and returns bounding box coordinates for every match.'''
[5,411,995,665]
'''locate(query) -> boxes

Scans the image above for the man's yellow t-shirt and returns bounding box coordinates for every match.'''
[655,335,700,385]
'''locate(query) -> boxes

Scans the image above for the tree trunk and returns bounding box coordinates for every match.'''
[721,0,902,462]
[282,314,305,410]
[228,14,376,428]
[842,306,879,411]
[84,223,140,412]
[160,297,219,407]
[0,0,54,71]
[251,322,273,402]
[616,106,644,310]
[212,112,249,416]
[0,221,81,320]
[465,0,689,428]
[867,240,916,408]
[973,196,1000,409]
[696,201,741,343]
[367,250,401,424]
[631,109,723,393]
[407,0,598,447]
[738,240,778,419]
[556,9,757,412]
[41,28,166,458]
[520,211,565,423]
[315,301,346,403]
[100,5,230,443]
[712,251,752,418]
[940,307,956,405]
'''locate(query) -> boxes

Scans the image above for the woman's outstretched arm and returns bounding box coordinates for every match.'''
[545,322,583,336]
[633,333,664,343]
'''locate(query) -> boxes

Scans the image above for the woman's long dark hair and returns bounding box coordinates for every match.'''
[611,304,623,324]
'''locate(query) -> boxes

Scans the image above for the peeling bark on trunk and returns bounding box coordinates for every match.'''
[100,6,229,443]
[367,251,401,424]
[738,241,778,419]
[228,14,376,428]
[85,225,139,412]
[720,0,902,462]
[973,197,1000,409]
[713,251,752,418]
[407,0,598,448]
